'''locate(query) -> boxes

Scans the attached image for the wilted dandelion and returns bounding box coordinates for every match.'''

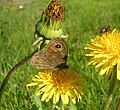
[85,29,120,80]
[33,0,68,47]
[27,68,84,104]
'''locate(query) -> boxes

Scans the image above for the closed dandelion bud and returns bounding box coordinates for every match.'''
[33,0,68,48]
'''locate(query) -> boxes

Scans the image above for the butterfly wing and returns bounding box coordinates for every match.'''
[30,50,58,69]
[46,38,68,66]
[30,38,68,70]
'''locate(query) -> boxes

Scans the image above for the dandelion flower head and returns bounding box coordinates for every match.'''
[85,29,120,80]
[27,68,84,104]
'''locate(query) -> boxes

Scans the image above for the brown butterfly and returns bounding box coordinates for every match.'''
[31,38,68,70]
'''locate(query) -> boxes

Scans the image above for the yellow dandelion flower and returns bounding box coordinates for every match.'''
[27,68,84,104]
[85,29,120,80]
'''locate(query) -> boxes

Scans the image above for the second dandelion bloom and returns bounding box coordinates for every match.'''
[27,68,85,104]
[85,29,120,80]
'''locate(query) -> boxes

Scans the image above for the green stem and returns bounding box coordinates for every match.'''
[102,65,117,110]
[102,94,112,110]
[0,49,38,100]
[61,101,77,110]
[69,102,77,110]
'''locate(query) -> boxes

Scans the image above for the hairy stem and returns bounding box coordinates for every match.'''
[0,49,38,100]
[102,65,117,110]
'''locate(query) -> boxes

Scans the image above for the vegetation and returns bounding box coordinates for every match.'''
[0,0,120,109]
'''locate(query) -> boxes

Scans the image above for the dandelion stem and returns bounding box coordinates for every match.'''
[102,65,117,110]
[69,102,77,110]
[0,49,38,100]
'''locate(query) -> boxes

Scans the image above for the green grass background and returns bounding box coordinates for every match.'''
[0,0,120,109]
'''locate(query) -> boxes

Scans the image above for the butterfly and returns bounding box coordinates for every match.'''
[31,37,68,70]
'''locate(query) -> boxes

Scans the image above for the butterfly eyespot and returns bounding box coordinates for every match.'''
[63,55,67,60]
[55,44,61,48]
